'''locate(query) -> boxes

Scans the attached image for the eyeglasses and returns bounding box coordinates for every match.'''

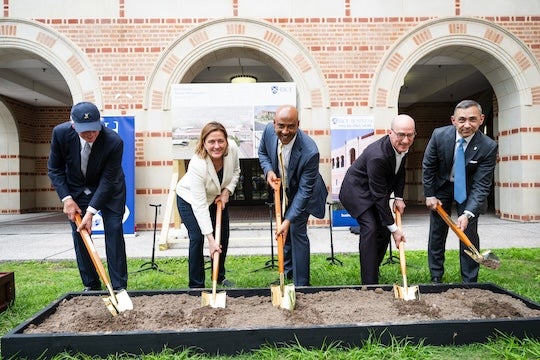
[391,129,416,140]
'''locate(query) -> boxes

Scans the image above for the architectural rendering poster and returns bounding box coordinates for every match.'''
[330,115,375,227]
[92,116,135,236]
[171,83,296,160]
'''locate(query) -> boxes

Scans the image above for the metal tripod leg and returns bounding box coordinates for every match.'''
[326,202,343,266]
[134,203,170,274]
[252,202,277,272]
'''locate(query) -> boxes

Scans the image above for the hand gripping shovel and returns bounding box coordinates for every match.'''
[74,213,133,316]
[270,178,296,310]
[435,204,501,270]
[392,211,420,301]
[201,201,226,308]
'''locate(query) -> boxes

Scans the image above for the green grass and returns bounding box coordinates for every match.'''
[1,248,539,359]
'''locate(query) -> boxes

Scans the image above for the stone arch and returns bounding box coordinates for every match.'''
[144,17,330,112]
[371,17,540,220]
[0,18,102,106]
[0,18,102,213]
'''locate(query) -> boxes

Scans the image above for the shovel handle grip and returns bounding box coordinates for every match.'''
[211,201,222,282]
[435,204,474,248]
[394,211,408,287]
[273,180,285,274]
[74,213,113,291]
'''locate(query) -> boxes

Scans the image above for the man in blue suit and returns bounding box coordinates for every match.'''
[48,102,128,291]
[423,99,498,283]
[258,104,327,286]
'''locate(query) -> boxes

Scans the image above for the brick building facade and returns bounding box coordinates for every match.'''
[1,0,539,229]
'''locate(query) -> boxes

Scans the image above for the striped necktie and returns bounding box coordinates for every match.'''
[278,144,288,215]
[454,138,466,203]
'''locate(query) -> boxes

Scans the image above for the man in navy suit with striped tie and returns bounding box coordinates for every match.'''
[423,100,498,284]
[48,102,128,292]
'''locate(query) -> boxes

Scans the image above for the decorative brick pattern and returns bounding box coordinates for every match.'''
[514,50,532,71]
[448,22,466,34]
[263,30,284,46]
[413,29,433,45]
[484,28,503,44]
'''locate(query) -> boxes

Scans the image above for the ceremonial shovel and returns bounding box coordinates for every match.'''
[270,178,296,310]
[201,200,227,308]
[392,211,420,301]
[74,213,133,316]
[435,204,501,270]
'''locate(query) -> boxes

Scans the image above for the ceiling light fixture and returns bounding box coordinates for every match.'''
[230,58,257,83]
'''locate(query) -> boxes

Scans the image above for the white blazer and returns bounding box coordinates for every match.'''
[176,141,240,235]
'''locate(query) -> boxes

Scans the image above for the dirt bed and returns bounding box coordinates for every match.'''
[25,288,539,334]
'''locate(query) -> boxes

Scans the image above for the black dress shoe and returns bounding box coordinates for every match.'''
[431,277,442,284]
[83,286,102,292]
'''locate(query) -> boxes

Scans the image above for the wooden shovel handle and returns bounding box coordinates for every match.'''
[211,201,222,282]
[395,211,408,287]
[273,179,285,274]
[435,204,474,248]
[74,213,113,291]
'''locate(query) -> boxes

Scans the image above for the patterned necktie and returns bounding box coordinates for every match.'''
[278,143,288,216]
[454,138,466,203]
[81,142,91,177]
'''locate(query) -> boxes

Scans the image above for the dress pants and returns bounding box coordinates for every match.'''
[428,186,480,283]
[177,196,230,288]
[283,211,311,286]
[356,207,391,285]
[71,193,128,290]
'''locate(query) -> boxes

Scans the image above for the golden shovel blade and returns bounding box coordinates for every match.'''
[393,284,420,301]
[201,291,227,308]
[102,289,133,316]
[271,284,296,310]
[464,249,501,270]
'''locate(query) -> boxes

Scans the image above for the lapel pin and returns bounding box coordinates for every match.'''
[473,146,477,151]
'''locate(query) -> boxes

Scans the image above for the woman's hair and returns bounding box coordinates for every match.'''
[195,121,229,158]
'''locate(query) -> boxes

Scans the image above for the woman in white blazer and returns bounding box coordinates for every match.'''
[176,122,240,288]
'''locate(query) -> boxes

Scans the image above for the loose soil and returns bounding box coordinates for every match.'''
[25,288,540,334]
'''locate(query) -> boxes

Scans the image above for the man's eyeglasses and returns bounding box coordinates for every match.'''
[391,129,416,140]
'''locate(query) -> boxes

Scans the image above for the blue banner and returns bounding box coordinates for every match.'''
[91,116,135,236]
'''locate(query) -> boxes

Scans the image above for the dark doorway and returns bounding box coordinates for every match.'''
[230,158,269,205]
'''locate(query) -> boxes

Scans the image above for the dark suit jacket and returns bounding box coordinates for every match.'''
[339,135,407,227]
[258,122,327,220]
[48,122,126,214]
[422,125,498,215]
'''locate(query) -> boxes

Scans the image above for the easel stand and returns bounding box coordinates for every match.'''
[382,239,399,265]
[252,202,277,272]
[326,202,342,265]
[134,204,169,274]
[382,198,400,266]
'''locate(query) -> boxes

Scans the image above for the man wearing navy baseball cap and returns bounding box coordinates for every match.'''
[48,101,128,292]
[70,101,103,132]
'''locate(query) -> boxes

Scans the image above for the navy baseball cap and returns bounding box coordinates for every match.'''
[71,102,102,132]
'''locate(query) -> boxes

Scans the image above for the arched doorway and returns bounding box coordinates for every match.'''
[144,17,330,221]
[0,18,102,214]
[371,17,540,221]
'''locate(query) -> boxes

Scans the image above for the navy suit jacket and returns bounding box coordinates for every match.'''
[422,125,498,215]
[339,135,407,227]
[48,122,126,214]
[258,123,327,220]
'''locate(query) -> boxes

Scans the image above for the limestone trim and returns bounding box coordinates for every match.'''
[370,16,540,109]
[144,17,330,111]
[0,18,102,107]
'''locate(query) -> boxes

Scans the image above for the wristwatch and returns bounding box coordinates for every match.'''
[464,212,473,219]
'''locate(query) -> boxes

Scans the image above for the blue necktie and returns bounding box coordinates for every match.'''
[454,138,466,203]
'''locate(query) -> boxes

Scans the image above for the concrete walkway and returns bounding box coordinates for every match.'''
[0,207,539,262]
